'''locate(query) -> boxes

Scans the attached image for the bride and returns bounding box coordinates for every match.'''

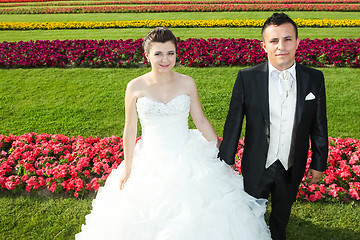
[76,27,271,240]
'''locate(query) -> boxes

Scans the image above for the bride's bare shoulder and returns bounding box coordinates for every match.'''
[127,74,149,92]
[128,74,148,88]
[125,74,150,100]
[174,72,195,85]
[175,72,196,90]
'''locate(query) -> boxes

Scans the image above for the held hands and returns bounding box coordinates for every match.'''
[230,164,238,172]
[306,168,324,185]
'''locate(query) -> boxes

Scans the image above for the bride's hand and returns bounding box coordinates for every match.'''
[119,169,131,190]
[230,164,238,172]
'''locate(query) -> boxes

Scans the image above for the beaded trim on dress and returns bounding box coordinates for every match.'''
[136,94,190,117]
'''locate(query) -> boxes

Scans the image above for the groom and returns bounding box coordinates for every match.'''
[219,13,328,240]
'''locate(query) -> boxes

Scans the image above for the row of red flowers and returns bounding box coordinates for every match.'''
[234,137,360,202]
[1,133,359,202]
[1,38,359,68]
[1,4,359,14]
[1,0,360,3]
[3,0,360,7]
[0,134,124,198]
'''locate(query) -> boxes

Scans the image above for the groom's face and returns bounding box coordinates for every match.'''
[261,22,300,71]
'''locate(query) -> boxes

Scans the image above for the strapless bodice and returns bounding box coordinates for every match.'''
[136,94,191,153]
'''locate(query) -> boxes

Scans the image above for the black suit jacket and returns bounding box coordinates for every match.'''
[219,62,328,196]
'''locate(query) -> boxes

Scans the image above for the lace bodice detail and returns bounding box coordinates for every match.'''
[136,94,190,117]
[136,94,191,153]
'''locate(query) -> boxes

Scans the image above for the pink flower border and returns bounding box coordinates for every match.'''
[2,0,360,4]
[1,133,359,202]
[1,4,360,14]
[1,38,359,68]
[234,137,360,202]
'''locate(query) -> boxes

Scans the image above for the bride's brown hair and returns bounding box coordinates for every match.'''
[143,27,177,53]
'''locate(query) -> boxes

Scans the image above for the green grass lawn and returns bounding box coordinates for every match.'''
[1,12,359,22]
[1,7,359,240]
[1,67,359,139]
[0,194,93,240]
[0,193,359,240]
[2,27,360,42]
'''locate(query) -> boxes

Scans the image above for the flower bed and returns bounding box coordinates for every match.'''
[0,39,144,68]
[1,133,359,202]
[2,0,360,7]
[299,137,360,202]
[0,133,125,198]
[0,38,359,68]
[234,137,360,202]
[2,0,360,4]
[1,4,359,14]
[2,19,360,30]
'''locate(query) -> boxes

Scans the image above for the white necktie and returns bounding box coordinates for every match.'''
[279,70,291,96]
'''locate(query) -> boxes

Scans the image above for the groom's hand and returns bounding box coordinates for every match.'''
[306,168,324,185]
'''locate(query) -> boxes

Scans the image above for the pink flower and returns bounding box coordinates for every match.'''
[349,188,360,200]
[84,170,90,177]
[0,133,358,201]
[90,178,100,191]
[308,184,317,192]
[49,181,57,192]
[328,189,338,198]
[352,165,360,177]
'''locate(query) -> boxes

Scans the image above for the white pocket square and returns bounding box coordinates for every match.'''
[305,92,316,100]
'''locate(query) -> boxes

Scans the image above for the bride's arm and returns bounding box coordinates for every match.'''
[186,77,220,146]
[120,81,138,190]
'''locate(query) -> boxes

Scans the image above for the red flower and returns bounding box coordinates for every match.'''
[0,133,358,202]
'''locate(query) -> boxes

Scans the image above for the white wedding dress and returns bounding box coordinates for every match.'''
[76,94,271,240]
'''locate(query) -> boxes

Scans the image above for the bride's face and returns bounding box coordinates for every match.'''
[145,41,176,73]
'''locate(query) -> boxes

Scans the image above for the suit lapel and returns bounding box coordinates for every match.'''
[295,64,309,128]
[257,62,270,129]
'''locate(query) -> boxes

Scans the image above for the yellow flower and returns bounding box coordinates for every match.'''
[1,19,359,30]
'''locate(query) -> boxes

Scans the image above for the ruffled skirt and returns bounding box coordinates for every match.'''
[76,130,271,240]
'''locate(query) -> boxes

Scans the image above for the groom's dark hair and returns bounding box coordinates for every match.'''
[261,13,298,39]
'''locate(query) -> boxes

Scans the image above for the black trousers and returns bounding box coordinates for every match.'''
[250,160,297,240]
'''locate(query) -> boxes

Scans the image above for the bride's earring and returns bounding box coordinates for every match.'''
[144,52,150,64]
